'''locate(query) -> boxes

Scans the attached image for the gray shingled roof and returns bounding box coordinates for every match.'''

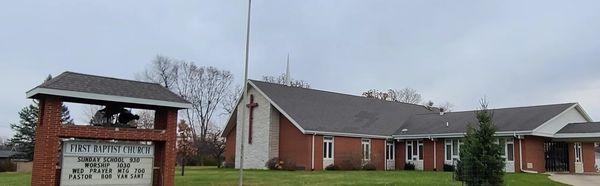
[28,71,189,104]
[393,103,576,136]
[250,80,438,136]
[557,122,600,134]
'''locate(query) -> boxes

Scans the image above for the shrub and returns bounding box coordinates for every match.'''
[337,152,363,170]
[404,163,415,170]
[223,162,235,168]
[443,164,455,172]
[325,164,339,170]
[362,163,376,171]
[0,160,16,172]
[265,157,283,170]
[282,159,297,171]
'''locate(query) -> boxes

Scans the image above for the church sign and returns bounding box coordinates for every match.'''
[60,141,154,186]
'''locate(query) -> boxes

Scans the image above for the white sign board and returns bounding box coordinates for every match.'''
[60,141,154,186]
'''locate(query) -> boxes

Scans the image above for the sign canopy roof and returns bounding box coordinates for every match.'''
[26,71,191,109]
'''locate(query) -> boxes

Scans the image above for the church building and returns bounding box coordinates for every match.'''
[222,80,600,173]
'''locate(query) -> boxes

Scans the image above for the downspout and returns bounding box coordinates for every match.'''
[433,138,437,171]
[384,139,387,171]
[311,133,315,171]
[518,135,537,173]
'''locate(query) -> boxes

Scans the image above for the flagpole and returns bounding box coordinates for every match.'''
[240,0,252,185]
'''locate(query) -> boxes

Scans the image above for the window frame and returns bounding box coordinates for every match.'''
[362,139,371,161]
[445,139,462,162]
[386,141,395,160]
[323,136,334,159]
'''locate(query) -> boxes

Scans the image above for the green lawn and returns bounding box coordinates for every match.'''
[0,167,566,186]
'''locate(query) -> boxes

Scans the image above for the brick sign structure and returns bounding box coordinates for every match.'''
[26,72,191,186]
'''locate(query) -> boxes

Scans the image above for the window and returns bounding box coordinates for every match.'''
[386,141,395,160]
[407,142,413,160]
[445,140,452,161]
[452,139,458,156]
[362,139,371,160]
[445,139,462,162]
[499,138,506,156]
[507,143,514,161]
[418,141,423,160]
[406,140,422,161]
[323,136,333,159]
[575,143,582,163]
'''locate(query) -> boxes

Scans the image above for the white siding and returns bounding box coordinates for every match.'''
[534,107,588,136]
[235,86,280,169]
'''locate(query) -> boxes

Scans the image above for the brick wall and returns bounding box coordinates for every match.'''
[278,114,311,170]
[435,139,445,171]
[224,124,236,166]
[522,136,546,173]
[314,135,323,170]
[333,136,361,169]
[395,141,405,170]
[423,140,434,171]
[583,142,596,173]
[371,139,385,170]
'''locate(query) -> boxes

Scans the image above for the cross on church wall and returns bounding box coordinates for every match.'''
[246,94,258,144]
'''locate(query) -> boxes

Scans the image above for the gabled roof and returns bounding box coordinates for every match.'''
[26,71,191,109]
[249,80,437,136]
[557,122,600,134]
[222,80,594,139]
[393,103,576,136]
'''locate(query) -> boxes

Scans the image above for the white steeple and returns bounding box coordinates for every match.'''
[285,53,291,86]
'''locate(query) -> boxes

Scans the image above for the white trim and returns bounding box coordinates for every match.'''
[554,133,600,138]
[27,87,191,109]
[248,81,307,134]
[306,130,389,139]
[394,131,532,139]
[323,136,335,159]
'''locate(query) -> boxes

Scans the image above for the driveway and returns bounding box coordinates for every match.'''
[549,174,600,186]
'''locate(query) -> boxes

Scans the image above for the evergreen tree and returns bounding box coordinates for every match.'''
[9,103,39,160]
[9,75,74,159]
[456,99,505,186]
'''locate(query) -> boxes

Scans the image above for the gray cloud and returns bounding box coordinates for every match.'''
[1,0,600,138]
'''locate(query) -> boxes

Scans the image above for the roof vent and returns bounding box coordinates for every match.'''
[445,122,449,127]
[401,128,408,134]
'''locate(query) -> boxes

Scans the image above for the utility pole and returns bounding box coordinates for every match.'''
[240,0,252,186]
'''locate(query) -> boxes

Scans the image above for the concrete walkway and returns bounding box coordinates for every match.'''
[549,174,600,186]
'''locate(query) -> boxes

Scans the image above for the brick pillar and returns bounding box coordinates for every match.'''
[154,109,178,186]
[31,97,62,186]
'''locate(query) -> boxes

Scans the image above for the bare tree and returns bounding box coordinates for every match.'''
[437,102,455,112]
[362,88,422,104]
[389,88,422,104]
[221,85,241,115]
[133,110,155,129]
[262,73,310,88]
[138,55,179,89]
[139,56,234,142]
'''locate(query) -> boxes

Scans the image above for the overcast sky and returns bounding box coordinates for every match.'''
[1,0,600,138]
